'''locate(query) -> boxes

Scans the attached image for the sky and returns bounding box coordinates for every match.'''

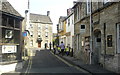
[7,0,77,33]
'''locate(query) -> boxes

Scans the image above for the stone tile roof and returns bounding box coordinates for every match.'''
[59,16,66,23]
[1,1,21,17]
[30,13,53,24]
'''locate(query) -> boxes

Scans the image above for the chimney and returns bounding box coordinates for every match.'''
[73,1,77,5]
[47,11,50,16]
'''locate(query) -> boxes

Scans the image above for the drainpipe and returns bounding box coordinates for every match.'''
[89,0,93,64]
[104,23,106,68]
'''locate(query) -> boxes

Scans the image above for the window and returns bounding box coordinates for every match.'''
[81,25,85,29]
[107,35,112,47]
[87,0,91,14]
[46,25,48,29]
[68,18,70,26]
[77,6,80,20]
[30,40,33,46]
[38,35,40,37]
[80,25,86,33]
[45,32,48,37]
[38,31,41,35]
[5,30,13,38]
[30,24,33,29]
[38,24,41,29]
[30,31,33,37]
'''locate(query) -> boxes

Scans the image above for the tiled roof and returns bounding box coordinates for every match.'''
[30,13,53,24]
[1,1,21,17]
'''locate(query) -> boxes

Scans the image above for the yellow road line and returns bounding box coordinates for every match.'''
[24,56,32,75]
[50,51,73,67]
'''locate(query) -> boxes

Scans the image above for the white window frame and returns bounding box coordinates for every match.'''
[77,6,80,20]
[45,32,48,37]
[80,24,86,33]
[30,40,33,46]
[87,0,91,14]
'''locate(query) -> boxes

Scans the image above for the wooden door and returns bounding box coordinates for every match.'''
[38,42,41,48]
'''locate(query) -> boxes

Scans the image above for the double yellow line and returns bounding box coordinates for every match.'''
[24,56,32,75]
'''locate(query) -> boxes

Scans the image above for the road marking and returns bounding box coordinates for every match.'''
[50,51,73,67]
[24,56,32,75]
[50,51,90,74]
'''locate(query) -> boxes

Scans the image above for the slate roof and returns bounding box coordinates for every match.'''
[0,1,22,17]
[30,13,53,24]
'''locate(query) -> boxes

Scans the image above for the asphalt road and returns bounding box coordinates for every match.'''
[21,49,89,75]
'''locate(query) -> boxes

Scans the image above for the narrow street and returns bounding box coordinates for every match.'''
[21,49,90,75]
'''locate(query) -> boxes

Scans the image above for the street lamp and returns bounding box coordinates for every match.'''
[57,24,59,45]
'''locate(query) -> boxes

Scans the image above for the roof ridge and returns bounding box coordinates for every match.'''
[1,1,22,17]
[30,13,47,16]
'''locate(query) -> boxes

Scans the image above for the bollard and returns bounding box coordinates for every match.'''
[70,48,73,57]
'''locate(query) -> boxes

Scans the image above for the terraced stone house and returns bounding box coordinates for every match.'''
[73,1,120,73]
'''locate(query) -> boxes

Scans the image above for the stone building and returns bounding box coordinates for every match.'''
[73,1,120,73]
[0,1,24,62]
[58,16,66,45]
[27,13,53,49]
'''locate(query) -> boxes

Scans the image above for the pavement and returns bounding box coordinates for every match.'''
[0,60,26,75]
[51,49,118,75]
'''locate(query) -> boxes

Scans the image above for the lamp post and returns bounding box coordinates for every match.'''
[57,24,59,46]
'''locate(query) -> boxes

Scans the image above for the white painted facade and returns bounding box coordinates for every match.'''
[66,13,74,48]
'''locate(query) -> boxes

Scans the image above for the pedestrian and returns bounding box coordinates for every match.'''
[59,41,65,56]
[53,45,56,54]
[57,45,61,54]
[49,42,52,50]
[65,46,69,56]
[45,43,47,49]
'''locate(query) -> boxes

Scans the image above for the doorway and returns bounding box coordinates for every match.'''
[38,42,41,48]
[117,23,120,53]
[93,29,101,64]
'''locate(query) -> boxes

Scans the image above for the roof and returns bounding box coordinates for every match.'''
[1,1,22,17]
[72,2,81,9]
[58,16,67,23]
[30,13,53,24]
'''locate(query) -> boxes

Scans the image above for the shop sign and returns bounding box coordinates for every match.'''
[2,45,17,53]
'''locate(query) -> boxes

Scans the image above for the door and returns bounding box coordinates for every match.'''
[38,42,41,48]
[93,30,101,65]
[117,23,120,53]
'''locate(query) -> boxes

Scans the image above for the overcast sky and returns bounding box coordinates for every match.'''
[7,0,76,33]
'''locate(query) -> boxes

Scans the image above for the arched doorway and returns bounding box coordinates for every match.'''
[93,29,101,65]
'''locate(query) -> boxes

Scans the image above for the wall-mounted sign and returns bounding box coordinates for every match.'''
[2,45,17,53]
[5,30,13,38]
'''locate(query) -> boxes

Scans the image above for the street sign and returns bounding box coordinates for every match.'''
[22,32,27,37]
